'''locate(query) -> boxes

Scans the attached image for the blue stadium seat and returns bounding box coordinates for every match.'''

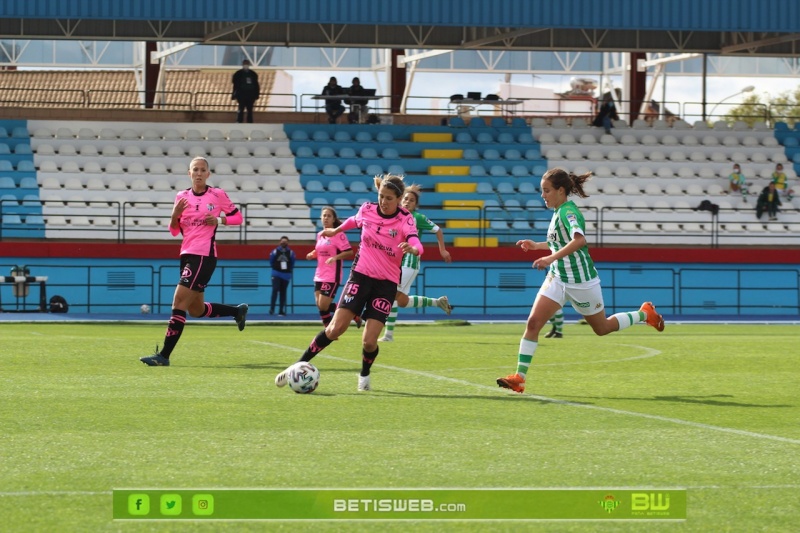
[318,147,336,158]
[381,148,399,159]
[511,117,528,128]
[291,130,309,141]
[334,131,351,142]
[469,165,487,176]
[360,148,378,159]
[469,117,487,128]
[532,164,547,176]
[376,131,394,142]
[463,148,480,160]
[306,180,324,192]
[0,144,9,154]
[504,149,522,160]
[524,148,541,160]
[296,146,313,158]
[11,127,29,138]
[17,160,35,172]
[490,165,508,177]
[497,133,515,144]
[476,182,493,194]
[483,149,500,160]
[355,131,373,142]
[455,132,473,143]
[519,182,538,194]
[301,163,319,175]
[784,137,799,147]
[504,199,522,211]
[387,164,405,175]
[312,131,330,142]
[333,198,352,209]
[0,161,13,172]
[344,164,362,175]
[350,181,369,193]
[476,132,494,144]
[511,165,529,177]
[14,143,32,155]
[323,164,341,176]
[2,214,22,225]
[518,133,535,144]
[25,214,44,225]
[0,176,14,188]
[490,219,509,231]
[497,181,515,194]
[0,127,7,137]
[327,180,347,192]
[512,218,531,230]
[339,147,357,158]
[449,117,465,128]
[490,117,507,128]
[366,164,383,175]
[19,177,38,188]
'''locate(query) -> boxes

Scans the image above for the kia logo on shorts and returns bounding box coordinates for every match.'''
[372,298,392,314]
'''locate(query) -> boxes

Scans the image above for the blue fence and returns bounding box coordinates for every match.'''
[1,259,798,317]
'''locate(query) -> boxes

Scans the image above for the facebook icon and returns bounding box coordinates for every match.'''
[128,494,150,515]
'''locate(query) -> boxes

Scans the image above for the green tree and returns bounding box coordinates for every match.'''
[726,89,800,128]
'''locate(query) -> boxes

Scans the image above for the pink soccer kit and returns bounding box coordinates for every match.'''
[313,231,352,283]
[172,187,240,257]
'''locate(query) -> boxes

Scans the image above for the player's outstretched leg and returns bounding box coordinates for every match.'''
[544,309,564,338]
[235,303,249,331]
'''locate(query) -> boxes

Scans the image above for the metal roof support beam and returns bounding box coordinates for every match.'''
[722,33,800,54]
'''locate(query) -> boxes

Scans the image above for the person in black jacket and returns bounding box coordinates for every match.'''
[592,94,619,134]
[322,77,345,124]
[756,182,782,221]
[347,77,367,124]
[231,59,260,123]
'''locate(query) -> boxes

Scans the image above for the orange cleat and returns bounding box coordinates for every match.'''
[496,373,526,394]
[640,302,665,332]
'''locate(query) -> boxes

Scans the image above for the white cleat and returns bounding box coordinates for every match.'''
[378,336,393,342]
[275,367,290,388]
[358,375,371,391]
[437,295,452,315]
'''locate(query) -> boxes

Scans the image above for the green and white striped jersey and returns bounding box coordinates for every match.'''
[401,211,439,270]
[546,200,598,283]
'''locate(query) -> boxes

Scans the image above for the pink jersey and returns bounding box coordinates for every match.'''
[345,202,419,284]
[173,186,239,257]
[313,230,352,283]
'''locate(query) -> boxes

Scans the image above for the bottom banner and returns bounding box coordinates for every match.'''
[113,488,686,521]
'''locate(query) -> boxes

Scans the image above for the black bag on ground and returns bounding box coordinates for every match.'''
[49,295,69,313]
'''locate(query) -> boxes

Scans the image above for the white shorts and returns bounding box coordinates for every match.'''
[538,274,605,316]
[397,265,419,295]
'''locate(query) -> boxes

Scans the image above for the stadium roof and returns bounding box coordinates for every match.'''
[1,0,799,56]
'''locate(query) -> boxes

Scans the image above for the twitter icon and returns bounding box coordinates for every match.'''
[160,494,182,515]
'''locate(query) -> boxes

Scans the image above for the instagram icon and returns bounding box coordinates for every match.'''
[192,494,214,516]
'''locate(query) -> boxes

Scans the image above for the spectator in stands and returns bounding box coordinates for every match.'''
[771,163,794,200]
[592,93,619,134]
[274,174,423,392]
[728,163,749,202]
[307,206,358,326]
[496,168,665,394]
[378,184,453,343]
[347,77,367,124]
[756,181,782,221]
[269,236,296,316]
[321,76,345,124]
[231,59,260,123]
[140,156,248,367]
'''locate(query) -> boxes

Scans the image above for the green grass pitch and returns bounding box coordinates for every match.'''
[1,322,799,532]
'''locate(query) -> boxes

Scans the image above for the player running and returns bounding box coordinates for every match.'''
[496,168,664,393]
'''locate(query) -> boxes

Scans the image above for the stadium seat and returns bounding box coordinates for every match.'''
[318,147,336,158]
[323,164,341,176]
[339,147,357,158]
[301,164,319,175]
[291,130,309,141]
[296,146,313,158]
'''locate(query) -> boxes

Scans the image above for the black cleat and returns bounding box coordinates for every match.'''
[544,327,563,339]
[140,347,170,366]
[235,303,249,331]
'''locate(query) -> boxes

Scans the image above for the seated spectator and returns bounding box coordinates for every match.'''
[321,76,345,124]
[592,94,619,134]
[771,163,794,200]
[756,182,782,221]
[728,163,748,202]
[346,77,367,124]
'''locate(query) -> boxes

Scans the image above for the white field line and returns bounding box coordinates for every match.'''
[254,340,800,447]
[3,485,800,497]
[456,343,661,371]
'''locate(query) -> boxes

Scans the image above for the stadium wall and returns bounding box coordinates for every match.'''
[1,244,798,318]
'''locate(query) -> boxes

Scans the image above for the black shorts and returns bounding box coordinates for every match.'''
[315,281,340,298]
[337,270,397,324]
[179,254,217,292]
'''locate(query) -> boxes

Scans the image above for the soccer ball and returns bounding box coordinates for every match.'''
[140,304,151,314]
[287,362,320,394]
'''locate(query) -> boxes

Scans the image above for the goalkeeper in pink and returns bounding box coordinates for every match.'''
[140,156,249,366]
[275,174,422,391]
